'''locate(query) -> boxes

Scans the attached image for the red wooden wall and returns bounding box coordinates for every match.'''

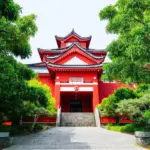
[98,81,135,103]
[37,74,135,108]
[38,74,55,96]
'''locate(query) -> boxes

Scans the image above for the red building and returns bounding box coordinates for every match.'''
[29,30,135,113]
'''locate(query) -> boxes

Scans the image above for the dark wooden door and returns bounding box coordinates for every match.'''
[70,100,82,112]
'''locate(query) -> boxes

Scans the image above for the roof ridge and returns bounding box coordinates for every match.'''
[55,29,92,40]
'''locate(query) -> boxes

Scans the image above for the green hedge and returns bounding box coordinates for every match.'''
[106,124,149,133]
[0,124,49,135]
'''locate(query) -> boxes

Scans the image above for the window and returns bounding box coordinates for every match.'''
[69,77,83,83]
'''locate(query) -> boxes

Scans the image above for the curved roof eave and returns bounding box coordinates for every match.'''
[46,62,103,68]
[45,42,106,60]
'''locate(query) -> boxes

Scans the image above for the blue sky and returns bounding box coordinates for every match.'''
[14,0,117,64]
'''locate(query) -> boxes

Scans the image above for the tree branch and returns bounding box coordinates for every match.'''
[0,29,8,33]
[133,18,145,26]
[137,67,150,72]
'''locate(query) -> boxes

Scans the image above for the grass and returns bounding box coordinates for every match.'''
[106,123,150,134]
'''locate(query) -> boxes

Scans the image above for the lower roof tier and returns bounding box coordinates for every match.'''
[28,62,104,77]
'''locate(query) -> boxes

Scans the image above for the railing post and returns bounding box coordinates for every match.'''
[56,106,61,127]
[94,107,101,127]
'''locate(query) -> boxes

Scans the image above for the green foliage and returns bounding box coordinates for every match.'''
[99,5,117,20]
[99,86,150,131]
[21,80,56,131]
[142,110,150,126]
[22,99,56,131]
[98,95,117,117]
[0,0,38,59]
[116,93,150,123]
[99,0,150,83]
[98,88,137,117]
[0,124,49,135]
[0,0,56,125]
[23,101,55,117]
[27,79,56,113]
[114,88,138,100]
[116,99,141,120]
[0,14,37,58]
[136,84,150,93]
[106,124,148,133]
[26,86,49,108]
[0,55,36,122]
[33,124,49,132]
[0,0,21,21]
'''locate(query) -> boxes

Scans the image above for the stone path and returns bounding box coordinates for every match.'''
[4,127,146,150]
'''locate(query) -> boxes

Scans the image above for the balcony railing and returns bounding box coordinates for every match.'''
[60,80,93,84]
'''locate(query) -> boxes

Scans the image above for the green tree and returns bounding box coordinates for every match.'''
[27,79,56,113]
[0,0,37,58]
[19,80,56,131]
[0,0,21,21]
[0,0,38,123]
[136,83,150,93]
[0,55,35,122]
[99,0,150,83]
[116,93,150,126]
[98,88,138,117]
[21,102,53,131]
[98,95,117,117]
[0,0,56,126]
[114,88,138,100]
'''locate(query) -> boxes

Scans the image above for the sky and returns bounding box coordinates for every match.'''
[14,0,117,64]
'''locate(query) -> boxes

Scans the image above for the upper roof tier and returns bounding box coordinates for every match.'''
[55,29,91,49]
[38,42,107,62]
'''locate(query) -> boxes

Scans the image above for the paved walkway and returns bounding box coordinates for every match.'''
[4,127,146,150]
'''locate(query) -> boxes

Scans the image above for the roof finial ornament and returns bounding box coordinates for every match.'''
[72,28,75,33]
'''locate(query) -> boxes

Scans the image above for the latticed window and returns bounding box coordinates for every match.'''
[69,77,83,83]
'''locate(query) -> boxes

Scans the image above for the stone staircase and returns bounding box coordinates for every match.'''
[60,113,96,127]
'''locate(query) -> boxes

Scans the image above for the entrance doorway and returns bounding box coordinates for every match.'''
[61,92,93,112]
[70,100,82,112]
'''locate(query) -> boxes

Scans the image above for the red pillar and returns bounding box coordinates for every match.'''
[54,83,60,108]
[92,84,99,111]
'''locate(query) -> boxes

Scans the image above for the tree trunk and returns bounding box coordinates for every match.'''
[20,115,23,125]
[31,115,39,132]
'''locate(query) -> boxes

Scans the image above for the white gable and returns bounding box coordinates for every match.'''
[64,56,88,65]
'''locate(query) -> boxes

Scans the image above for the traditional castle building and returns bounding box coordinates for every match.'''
[29,30,134,112]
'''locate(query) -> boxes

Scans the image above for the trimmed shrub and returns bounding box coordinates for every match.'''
[143,110,150,128]
[98,95,117,117]
[114,88,138,100]
[0,124,49,136]
[106,124,148,133]
[136,84,150,93]
[98,87,138,117]
[116,93,150,123]
[34,124,49,131]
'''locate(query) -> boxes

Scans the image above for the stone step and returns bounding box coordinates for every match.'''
[60,113,96,127]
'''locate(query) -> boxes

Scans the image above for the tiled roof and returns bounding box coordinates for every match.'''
[46,62,103,68]
[55,29,91,40]
[45,42,106,59]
